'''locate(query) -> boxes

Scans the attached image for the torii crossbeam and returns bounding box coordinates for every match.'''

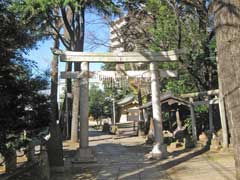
[60,50,183,62]
[60,70,178,79]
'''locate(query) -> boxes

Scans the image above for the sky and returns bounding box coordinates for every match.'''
[26,11,111,75]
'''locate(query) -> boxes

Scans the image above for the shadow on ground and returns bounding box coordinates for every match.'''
[53,130,224,180]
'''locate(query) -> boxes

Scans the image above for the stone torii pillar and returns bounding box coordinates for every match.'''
[150,62,167,158]
[189,98,197,145]
[60,65,95,162]
[80,62,89,148]
[75,62,96,162]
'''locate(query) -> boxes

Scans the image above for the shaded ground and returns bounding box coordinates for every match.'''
[52,129,236,180]
[2,127,235,180]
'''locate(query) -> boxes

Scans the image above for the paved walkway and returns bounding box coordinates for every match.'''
[53,129,236,180]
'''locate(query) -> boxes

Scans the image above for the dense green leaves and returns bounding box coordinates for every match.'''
[145,0,218,93]
[89,85,112,119]
[12,0,120,51]
[0,0,50,158]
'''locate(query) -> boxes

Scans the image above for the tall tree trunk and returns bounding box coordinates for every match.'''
[47,31,64,168]
[65,62,72,139]
[70,6,85,142]
[214,0,240,179]
[63,6,73,140]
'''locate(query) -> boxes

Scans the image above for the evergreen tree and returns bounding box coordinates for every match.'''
[0,0,50,171]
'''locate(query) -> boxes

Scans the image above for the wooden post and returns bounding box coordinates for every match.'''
[138,88,145,136]
[176,109,182,129]
[112,97,116,125]
[150,62,167,158]
[169,111,173,131]
[208,104,214,134]
[190,98,197,144]
[65,92,69,139]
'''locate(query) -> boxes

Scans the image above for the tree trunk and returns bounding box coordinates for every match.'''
[214,0,240,179]
[47,8,64,168]
[65,62,72,139]
[63,6,73,140]
[47,33,64,168]
[70,6,85,142]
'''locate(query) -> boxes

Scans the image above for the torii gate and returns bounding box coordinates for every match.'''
[60,50,182,161]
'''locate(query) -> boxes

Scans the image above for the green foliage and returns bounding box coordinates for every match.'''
[147,1,178,51]
[12,0,120,50]
[89,85,104,119]
[0,59,50,156]
[0,1,50,158]
[89,83,131,121]
[89,85,112,119]
[145,0,218,92]
[195,105,208,113]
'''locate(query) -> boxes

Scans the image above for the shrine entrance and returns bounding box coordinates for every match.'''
[60,50,183,162]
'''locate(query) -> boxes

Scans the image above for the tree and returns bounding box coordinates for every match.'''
[214,0,240,179]
[117,0,218,93]
[58,0,120,142]
[11,1,65,169]
[149,0,218,91]
[46,8,64,168]
[0,1,50,171]
[13,0,120,142]
[12,2,120,172]
[89,85,105,121]
[89,85,124,124]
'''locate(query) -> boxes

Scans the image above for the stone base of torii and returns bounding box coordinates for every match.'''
[72,147,96,163]
[59,50,183,162]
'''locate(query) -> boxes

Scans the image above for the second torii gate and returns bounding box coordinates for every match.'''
[60,50,183,161]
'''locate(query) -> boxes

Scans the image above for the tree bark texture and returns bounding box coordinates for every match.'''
[47,33,64,167]
[63,6,73,140]
[47,32,64,167]
[214,0,240,178]
[70,6,85,142]
[65,62,72,139]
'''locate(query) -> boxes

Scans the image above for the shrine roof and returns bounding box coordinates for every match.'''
[139,92,189,109]
[117,94,137,107]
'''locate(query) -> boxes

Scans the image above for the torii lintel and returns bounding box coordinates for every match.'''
[60,49,185,63]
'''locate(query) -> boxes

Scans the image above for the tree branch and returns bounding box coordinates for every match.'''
[61,7,74,40]
[49,22,70,49]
